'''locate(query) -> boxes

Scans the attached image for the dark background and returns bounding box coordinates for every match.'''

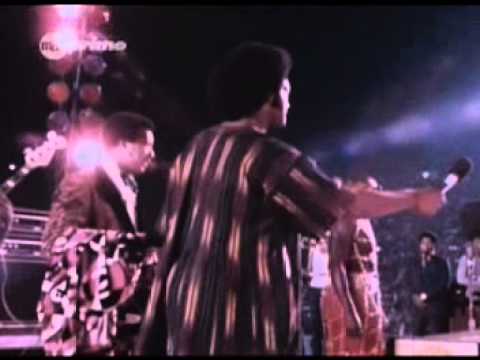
[1,5,479,208]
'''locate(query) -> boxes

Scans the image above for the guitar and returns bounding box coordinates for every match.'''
[0,131,66,242]
[0,130,67,195]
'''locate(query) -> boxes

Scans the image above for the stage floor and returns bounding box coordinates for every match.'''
[1,322,480,356]
[426,329,480,342]
[395,330,480,356]
[0,321,43,355]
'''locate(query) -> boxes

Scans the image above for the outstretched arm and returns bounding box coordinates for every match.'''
[346,185,444,220]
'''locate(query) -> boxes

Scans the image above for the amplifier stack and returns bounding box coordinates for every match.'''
[0,207,48,354]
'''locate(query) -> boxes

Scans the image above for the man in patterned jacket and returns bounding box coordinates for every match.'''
[37,112,156,355]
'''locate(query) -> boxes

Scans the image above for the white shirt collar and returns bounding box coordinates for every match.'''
[100,153,137,228]
[101,155,125,192]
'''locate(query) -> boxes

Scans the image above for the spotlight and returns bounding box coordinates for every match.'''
[53,27,79,54]
[70,138,103,171]
[421,171,430,179]
[54,5,83,21]
[103,10,110,23]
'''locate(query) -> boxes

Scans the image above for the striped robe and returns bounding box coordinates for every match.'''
[140,121,353,355]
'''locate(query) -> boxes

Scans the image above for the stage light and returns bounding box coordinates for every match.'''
[463,100,480,123]
[422,171,430,179]
[54,5,83,21]
[8,164,16,172]
[382,116,432,145]
[70,138,103,171]
[54,27,79,54]
[46,81,71,105]
[103,10,110,23]
[80,83,102,106]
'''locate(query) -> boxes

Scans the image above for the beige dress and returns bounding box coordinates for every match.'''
[322,219,386,356]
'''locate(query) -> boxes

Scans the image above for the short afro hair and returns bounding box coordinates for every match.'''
[419,231,438,243]
[207,41,292,121]
[103,112,155,146]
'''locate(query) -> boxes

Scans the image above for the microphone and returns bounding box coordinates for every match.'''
[442,157,473,195]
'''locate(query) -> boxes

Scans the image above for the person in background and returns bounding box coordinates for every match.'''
[302,234,330,355]
[456,237,480,329]
[411,231,450,336]
[322,177,387,356]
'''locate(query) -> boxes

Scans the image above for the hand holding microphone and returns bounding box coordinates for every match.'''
[412,157,473,217]
[442,157,473,195]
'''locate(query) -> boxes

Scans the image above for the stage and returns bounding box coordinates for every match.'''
[0,321,43,355]
[0,322,479,356]
[395,330,480,356]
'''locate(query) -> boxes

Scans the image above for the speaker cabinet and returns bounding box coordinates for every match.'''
[0,255,48,322]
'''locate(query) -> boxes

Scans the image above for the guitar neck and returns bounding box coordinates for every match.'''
[0,166,32,195]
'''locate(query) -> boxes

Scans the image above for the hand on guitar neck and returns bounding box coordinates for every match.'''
[1,130,67,195]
